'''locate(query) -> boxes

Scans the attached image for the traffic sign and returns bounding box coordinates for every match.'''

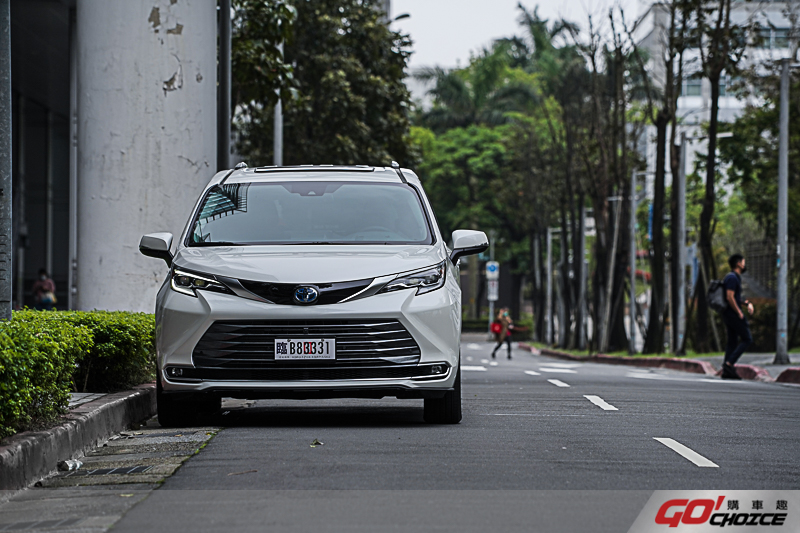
[486,261,499,280]
[487,280,499,301]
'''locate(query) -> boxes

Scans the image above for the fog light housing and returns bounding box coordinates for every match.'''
[431,365,445,375]
[167,367,184,377]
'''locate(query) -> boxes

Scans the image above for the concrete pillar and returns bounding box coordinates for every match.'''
[76,0,216,312]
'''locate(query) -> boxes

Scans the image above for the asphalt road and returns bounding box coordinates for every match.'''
[109,338,800,532]
[3,338,798,533]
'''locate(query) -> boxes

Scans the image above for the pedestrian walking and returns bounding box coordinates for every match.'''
[32,268,57,311]
[491,308,514,360]
[720,254,754,380]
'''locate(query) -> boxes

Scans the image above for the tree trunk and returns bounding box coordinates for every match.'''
[643,110,669,354]
[696,74,722,352]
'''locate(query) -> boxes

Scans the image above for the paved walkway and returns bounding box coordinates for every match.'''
[67,393,108,409]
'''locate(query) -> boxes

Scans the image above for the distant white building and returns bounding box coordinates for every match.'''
[634,0,796,197]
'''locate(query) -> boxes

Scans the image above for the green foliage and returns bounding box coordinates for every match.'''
[0,312,91,437]
[0,311,156,438]
[232,0,296,111]
[61,311,156,393]
[234,0,415,166]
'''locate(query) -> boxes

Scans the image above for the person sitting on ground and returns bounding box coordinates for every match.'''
[32,268,57,311]
[721,254,754,380]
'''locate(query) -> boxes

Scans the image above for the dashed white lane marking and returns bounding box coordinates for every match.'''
[653,438,719,468]
[462,365,487,372]
[540,362,581,368]
[524,370,541,376]
[467,343,482,350]
[538,367,577,374]
[583,395,618,411]
[489,361,499,366]
[480,359,490,364]
[547,379,570,388]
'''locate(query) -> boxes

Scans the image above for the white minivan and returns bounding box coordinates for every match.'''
[140,164,488,426]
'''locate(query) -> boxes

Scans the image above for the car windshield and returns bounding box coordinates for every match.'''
[188,181,432,246]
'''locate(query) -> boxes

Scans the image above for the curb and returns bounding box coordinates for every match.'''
[776,367,800,384]
[0,383,156,492]
[519,343,717,375]
[714,364,775,382]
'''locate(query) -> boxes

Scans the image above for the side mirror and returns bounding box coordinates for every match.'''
[450,230,489,264]
[140,233,174,267]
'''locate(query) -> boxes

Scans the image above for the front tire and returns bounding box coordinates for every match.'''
[157,378,221,427]
[423,363,462,424]
[157,378,190,427]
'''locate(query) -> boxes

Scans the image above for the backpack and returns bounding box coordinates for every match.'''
[707,279,727,313]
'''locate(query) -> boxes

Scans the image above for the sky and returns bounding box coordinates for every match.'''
[391,0,641,70]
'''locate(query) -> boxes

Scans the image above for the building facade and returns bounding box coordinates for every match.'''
[635,0,796,198]
[12,0,217,312]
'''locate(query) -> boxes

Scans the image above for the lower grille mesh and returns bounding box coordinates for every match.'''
[192,319,421,368]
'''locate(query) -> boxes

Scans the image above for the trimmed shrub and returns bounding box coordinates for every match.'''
[0,312,92,437]
[62,311,156,392]
[0,310,156,438]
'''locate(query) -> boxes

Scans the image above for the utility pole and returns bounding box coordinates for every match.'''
[487,229,496,334]
[629,170,637,354]
[577,203,587,350]
[675,133,687,355]
[273,41,284,166]
[776,58,790,364]
[546,228,553,345]
[0,0,11,320]
[218,0,232,171]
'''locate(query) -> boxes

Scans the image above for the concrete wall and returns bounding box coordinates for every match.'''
[76,0,217,312]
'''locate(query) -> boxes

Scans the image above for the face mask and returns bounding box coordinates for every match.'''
[503,312,508,317]
[40,275,46,281]
[741,266,747,274]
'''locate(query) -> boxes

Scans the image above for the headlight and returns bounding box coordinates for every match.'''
[378,261,446,295]
[170,269,232,297]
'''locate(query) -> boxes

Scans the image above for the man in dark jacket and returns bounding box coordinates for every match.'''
[721,254,754,380]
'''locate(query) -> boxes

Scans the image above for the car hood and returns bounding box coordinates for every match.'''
[172,245,447,283]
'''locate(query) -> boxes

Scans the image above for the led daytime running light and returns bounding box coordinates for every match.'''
[379,261,446,295]
[171,269,228,297]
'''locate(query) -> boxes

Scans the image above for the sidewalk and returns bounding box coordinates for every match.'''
[697,353,800,380]
[0,385,155,493]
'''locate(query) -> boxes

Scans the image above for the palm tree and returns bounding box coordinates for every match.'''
[414,43,539,133]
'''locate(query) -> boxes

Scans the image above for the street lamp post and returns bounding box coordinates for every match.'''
[0,0,10,319]
[546,228,553,345]
[274,41,284,167]
[776,58,790,364]
[629,170,637,354]
[218,0,232,171]
[676,133,687,355]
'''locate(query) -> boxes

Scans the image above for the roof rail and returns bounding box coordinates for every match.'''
[252,165,375,173]
[390,161,407,184]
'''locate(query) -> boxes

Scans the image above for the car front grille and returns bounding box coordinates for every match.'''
[238,278,372,305]
[192,319,421,368]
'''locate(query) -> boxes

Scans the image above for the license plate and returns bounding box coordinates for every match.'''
[274,338,336,360]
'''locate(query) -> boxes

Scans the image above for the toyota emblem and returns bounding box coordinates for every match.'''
[294,286,319,304]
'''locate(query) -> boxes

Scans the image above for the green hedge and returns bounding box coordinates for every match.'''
[0,310,155,438]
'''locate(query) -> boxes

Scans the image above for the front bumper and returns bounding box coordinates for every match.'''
[155,278,461,397]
